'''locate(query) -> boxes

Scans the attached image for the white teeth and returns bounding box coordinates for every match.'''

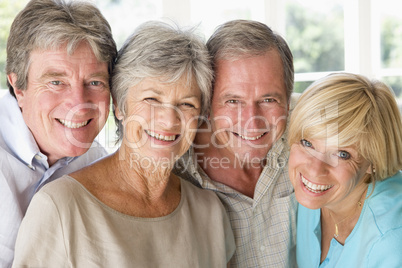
[58,119,89,129]
[237,133,265,141]
[145,130,177,141]
[301,175,333,193]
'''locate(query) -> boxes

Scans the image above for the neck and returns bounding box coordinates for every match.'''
[113,147,174,201]
[195,144,262,198]
[321,183,368,243]
[324,184,368,222]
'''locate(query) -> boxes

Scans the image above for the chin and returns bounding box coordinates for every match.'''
[65,146,92,158]
[232,152,266,167]
[295,194,321,210]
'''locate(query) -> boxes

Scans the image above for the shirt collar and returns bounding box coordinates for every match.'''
[182,128,289,193]
[0,92,42,167]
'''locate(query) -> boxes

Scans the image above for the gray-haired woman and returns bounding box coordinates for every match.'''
[13,21,235,267]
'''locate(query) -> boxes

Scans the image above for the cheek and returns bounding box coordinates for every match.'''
[28,96,58,121]
[182,114,198,138]
[288,147,304,175]
[342,171,365,190]
[211,110,235,130]
[98,93,111,110]
[212,104,238,118]
[264,107,288,125]
[122,111,149,141]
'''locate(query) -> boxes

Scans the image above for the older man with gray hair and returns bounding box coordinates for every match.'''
[174,19,297,267]
[0,0,117,266]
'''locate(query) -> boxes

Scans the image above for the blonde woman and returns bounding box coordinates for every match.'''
[288,73,402,267]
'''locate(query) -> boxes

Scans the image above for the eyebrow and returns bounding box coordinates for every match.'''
[261,92,286,100]
[89,72,109,81]
[40,71,109,81]
[141,88,163,95]
[219,92,285,100]
[220,93,242,100]
[40,72,66,80]
[142,88,200,100]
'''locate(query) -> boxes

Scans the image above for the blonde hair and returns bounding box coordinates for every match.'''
[288,73,402,182]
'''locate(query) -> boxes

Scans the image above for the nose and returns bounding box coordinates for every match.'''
[239,105,267,131]
[70,84,87,104]
[306,150,330,177]
[154,104,181,129]
[66,84,95,115]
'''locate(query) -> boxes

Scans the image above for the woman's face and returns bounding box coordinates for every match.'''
[117,76,201,165]
[288,138,371,211]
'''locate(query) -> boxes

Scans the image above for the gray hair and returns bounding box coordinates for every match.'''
[207,19,294,102]
[6,0,117,97]
[112,21,213,141]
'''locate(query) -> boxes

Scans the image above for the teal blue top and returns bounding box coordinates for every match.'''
[296,171,402,268]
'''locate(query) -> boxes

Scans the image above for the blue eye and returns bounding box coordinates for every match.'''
[89,81,102,86]
[300,139,313,148]
[337,150,351,160]
[50,81,62,85]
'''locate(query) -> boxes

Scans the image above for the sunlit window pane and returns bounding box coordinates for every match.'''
[0,0,28,89]
[190,0,265,38]
[383,76,402,99]
[379,0,402,69]
[285,0,345,73]
[294,81,313,93]
[95,0,163,47]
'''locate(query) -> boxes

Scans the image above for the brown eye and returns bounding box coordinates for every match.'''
[180,102,195,108]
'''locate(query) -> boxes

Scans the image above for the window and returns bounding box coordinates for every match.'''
[285,0,344,92]
[377,0,402,98]
[0,0,27,90]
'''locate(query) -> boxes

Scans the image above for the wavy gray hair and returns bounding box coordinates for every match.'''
[112,21,213,141]
[6,0,117,97]
[207,19,294,102]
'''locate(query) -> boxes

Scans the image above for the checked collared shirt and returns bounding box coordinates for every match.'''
[174,133,297,268]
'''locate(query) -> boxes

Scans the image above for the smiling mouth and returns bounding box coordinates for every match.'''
[57,119,90,129]
[234,132,267,141]
[301,175,333,193]
[145,130,178,141]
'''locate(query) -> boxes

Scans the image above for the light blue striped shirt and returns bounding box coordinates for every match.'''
[0,92,107,267]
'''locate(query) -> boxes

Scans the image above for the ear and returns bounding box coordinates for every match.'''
[7,73,25,108]
[366,164,374,175]
[113,99,124,121]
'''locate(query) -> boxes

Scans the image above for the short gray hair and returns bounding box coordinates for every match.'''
[6,0,117,97]
[207,20,294,102]
[112,21,213,141]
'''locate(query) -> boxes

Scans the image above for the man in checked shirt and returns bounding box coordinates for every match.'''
[174,19,297,267]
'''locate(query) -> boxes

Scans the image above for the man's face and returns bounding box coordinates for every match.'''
[10,42,110,165]
[210,50,288,163]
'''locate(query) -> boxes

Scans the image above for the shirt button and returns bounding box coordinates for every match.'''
[35,155,42,160]
[27,164,35,170]
[260,245,266,252]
